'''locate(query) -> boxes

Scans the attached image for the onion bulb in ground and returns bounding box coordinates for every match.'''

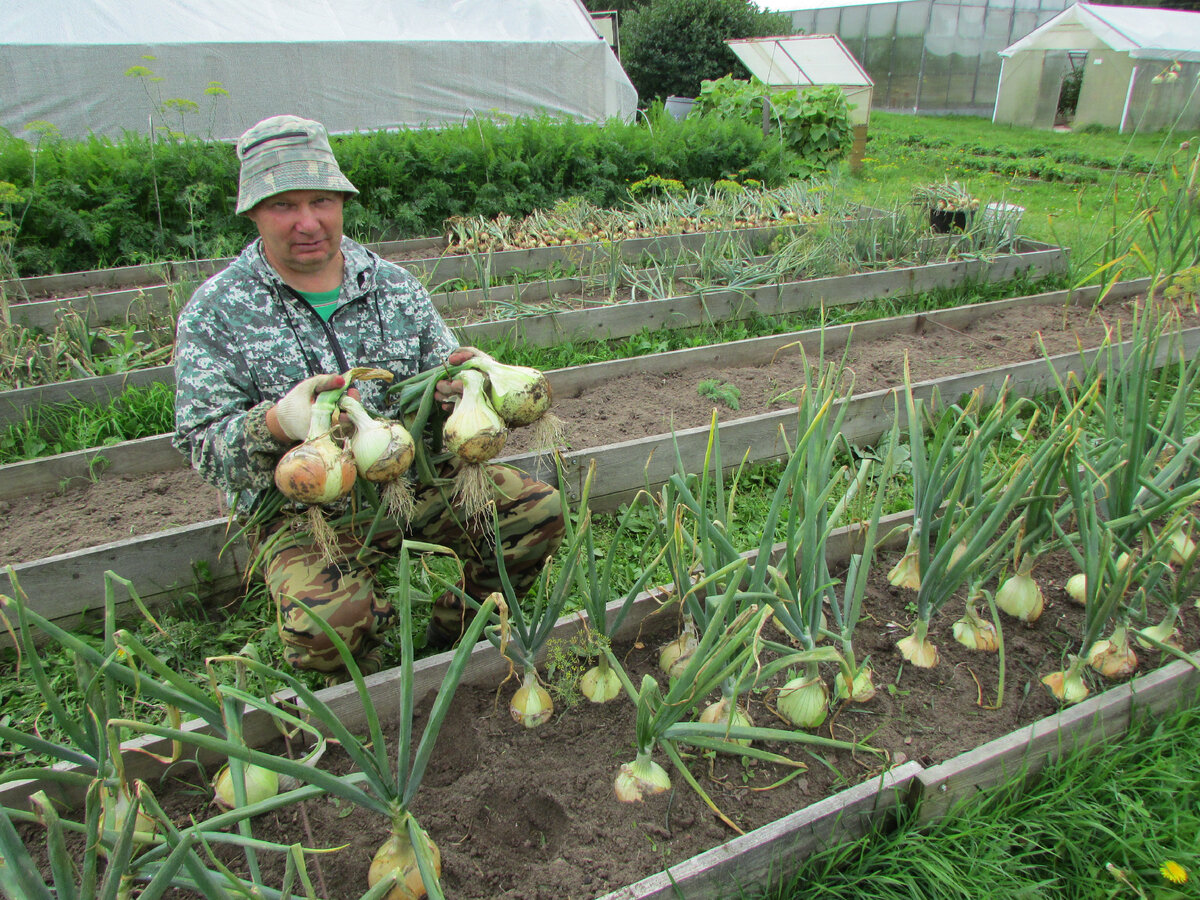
[1064,573,1087,606]
[658,624,698,680]
[1041,658,1090,704]
[886,545,921,591]
[1086,626,1138,680]
[698,696,754,748]
[510,670,553,728]
[834,667,877,703]
[995,564,1044,623]
[897,620,939,668]
[953,604,999,652]
[580,663,622,703]
[98,783,157,855]
[443,369,507,522]
[777,673,829,728]
[340,395,416,522]
[1135,609,1183,651]
[614,752,671,802]
[368,823,441,900]
[213,764,280,810]
[1167,527,1197,566]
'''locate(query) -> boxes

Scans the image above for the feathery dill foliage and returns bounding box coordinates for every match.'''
[764,704,1200,900]
[0,111,796,276]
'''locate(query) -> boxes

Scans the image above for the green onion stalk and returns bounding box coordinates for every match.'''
[557,459,667,703]
[0,568,350,897]
[760,353,900,707]
[603,568,878,834]
[1048,440,1200,701]
[432,506,591,727]
[117,544,496,900]
[889,369,1027,669]
[652,385,835,680]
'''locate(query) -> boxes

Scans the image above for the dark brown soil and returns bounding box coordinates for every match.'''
[3,292,1195,565]
[8,287,1200,897]
[27,544,1193,899]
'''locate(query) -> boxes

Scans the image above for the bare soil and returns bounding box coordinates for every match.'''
[3,292,1195,565]
[8,289,1200,897]
[20,546,1197,899]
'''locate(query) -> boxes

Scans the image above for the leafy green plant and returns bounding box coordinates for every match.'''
[695,77,853,174]
[697,377,740,410]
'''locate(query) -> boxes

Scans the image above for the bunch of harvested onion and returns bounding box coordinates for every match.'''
[272,367,406,557]
[382,350,563,524]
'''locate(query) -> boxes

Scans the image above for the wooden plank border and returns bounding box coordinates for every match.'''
[596,762,924,900]
[910,657,1200,823]
[0,242,1075,430]
[6,299,1189,627]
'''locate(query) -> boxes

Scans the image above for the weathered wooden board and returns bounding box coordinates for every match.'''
[461,246,1069,348]
[0,246,1079,432]
[0,510,915,807]
[597,763,924,900]
[0,365,174,427]
[0,236,445,299]
[0,433,187,499]
[6,520,247,627]
[909,664,1195,823]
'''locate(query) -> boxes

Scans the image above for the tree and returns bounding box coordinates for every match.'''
[620,0,794,106]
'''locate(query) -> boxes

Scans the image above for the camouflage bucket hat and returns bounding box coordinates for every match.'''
[236,115,358,214]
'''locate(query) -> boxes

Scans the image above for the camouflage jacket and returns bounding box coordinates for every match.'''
[173,237,457,515]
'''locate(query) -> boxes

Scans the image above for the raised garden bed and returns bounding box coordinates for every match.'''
[0,226,804,328]
[2,277,1189,627]
[4,510,1198,900]
[0,236,1067,422]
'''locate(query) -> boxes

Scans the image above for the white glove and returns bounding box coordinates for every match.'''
[273,374,343,442]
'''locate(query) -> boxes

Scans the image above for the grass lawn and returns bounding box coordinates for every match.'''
[846,111,1198,286]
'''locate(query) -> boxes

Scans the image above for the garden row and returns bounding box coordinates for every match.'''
[2,417,1197,897]
[2,242,1077,626]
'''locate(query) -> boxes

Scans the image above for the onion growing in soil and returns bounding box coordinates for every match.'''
[212,763,280,810]
[995,558,1044,623]
[658,621,698,679]
[776,673,829,728]
[368,818,442,900]
[510,669,554,728]
[953,601,999,652]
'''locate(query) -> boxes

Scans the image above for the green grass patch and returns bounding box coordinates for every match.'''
[0,381,175,465]
[766,701,1200,899]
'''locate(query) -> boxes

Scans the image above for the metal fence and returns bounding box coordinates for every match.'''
[781,0,1073,115]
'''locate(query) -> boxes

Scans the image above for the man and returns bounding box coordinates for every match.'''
[173,114,564,677]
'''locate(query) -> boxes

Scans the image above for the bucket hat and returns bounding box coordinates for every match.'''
[235,115,358,214]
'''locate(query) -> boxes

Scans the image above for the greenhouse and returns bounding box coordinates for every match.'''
[0,0,637,141]
[993,3,1200,132]
[761,0,1074,114]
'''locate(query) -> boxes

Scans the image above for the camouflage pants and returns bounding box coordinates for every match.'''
[263,464,564,672]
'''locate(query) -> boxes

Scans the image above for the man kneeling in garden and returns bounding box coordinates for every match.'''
[172,114,563,680]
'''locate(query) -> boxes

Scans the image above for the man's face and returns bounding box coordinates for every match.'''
[247,189,345,281]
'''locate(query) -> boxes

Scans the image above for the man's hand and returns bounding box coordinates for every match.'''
[435,347,480,411]
[267,374,346,442]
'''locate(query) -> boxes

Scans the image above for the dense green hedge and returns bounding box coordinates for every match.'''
[0,109,801,277]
